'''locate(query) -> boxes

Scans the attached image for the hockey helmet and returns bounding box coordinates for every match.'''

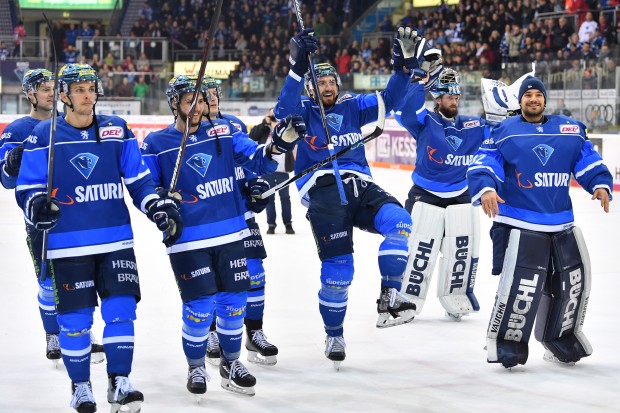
[429,68,461,99]
[304,63,341,100]
[203,75,222,101]
[165,74,206,114]
[58,63,103,96]
[22,68,54,98]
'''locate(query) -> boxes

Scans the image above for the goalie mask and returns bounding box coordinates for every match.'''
[165,74,206,117]
[481,69,535,124]
[304,63,341,102]
[429,68,460,99]
[22,68,54,110]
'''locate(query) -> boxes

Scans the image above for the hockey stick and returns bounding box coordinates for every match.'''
[39,12,60,282]
[259,91,385,199]
[292,0,348,205]
[168,0,223,193]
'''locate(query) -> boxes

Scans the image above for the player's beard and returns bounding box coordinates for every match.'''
[521,102,545,119]
[439,104,458,119]
[178,108,202,128]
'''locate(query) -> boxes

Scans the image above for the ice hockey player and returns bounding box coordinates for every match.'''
[141,74,304,396]
[0,68,105,365]
[394,66,488,321]
[16,63,183,413]
[274,26,422,368]
[201,75,279,367]
[467,76,612,369]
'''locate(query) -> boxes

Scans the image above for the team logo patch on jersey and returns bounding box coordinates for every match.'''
[207,125,230,136]
[445,135,463,151]
[463,120,480,128]
[189,134,198,142]
[536,126,543,133]
[560,125,579,134]
[80,131,89,140]
[532,144,554,166]
[70,153,99,179]
[186,153,212,177]
[99,126,124,139]
[326,113,343,132]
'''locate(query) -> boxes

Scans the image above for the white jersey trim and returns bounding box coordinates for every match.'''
[167,228,251,254]
[47,240,134,259]
[494,215,574,232]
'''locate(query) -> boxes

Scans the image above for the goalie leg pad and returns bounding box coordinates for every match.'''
[399,202,445,315]
[486,229,551,368]
[437,204,480,315]
[534,227,592,363]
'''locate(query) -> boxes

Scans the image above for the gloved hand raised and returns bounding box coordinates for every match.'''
[244,177,270,213]
[146,196,184,247]
[270,114,306,153]
[27,193,61,231]
[4,145,24,177]
[392,26,422,71]
[289,28,318,77]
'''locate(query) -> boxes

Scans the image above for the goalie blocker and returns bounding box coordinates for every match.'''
[487,227,592,368]
[399,202,480,317]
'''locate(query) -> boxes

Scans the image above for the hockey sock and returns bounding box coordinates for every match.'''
[374,203,412,289]
[38,277,59,334]
[181,296,215,367]
[216,291,246,361]
[101,295,136,376]
[246,258,266,320]
[57,308,94,382]
[244,317,263,334]
[319,254,353,337]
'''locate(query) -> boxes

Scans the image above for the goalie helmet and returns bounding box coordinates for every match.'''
[304,63,341,101]
[165,74,206,114]
[202,75,222,101]
[58,63,103,96]
[429,68,460,99]
[22,69,54,98]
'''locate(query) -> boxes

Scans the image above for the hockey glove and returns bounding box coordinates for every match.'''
[244,177,270,213]
[4,144,24,177]
[392,26,422,71]
[417,46,443,90]
[289,28,318,77]
[271,114,306,153]
[146,197,184,247]
[27,193,61,231]
[156,187,183,207]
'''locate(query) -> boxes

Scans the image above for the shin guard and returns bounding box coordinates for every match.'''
[534,226,592,363]
[487,229,550,368]
[399,202,444,314]
[437,204,480,315]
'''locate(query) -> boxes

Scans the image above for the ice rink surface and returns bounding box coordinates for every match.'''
[0,167,618,413]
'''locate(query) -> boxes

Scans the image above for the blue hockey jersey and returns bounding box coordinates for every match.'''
[140,118,276,253]
[274,71,409,204]
[395,81,490,197]
[1,116,41,189]
[16,115,159,259]
[467,115,613,231]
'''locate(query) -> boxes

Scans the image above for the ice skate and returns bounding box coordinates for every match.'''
[186,365,210,400]
[324,335,346,370]
[246,329,278,366]
[70,381,96,413]
[219,359,256,396]
[445,312,463,322]
[90,331,105,364]
[46,333,61,366]
[107,375,143,413]
[205,331,221,366]
[376,287,416,328]
[543,350,576,366]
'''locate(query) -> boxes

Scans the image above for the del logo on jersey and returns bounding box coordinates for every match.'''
[560,125,579,134]
[99,126,124,139]
[208,125,230,136]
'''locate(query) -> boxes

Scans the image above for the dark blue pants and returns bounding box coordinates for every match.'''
[264,171,292,227]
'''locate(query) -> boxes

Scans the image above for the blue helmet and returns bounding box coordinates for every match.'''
[165,74,207,114]
[22,68,54,98]
[58,63,103,96]
[429,68,460,99]
[203,75,222,101]
[304,63,341,100]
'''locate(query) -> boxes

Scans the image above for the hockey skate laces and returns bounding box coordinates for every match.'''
[112,376,135,401]
[326,336,346,353]
[251,330,271,349]
[206,331,219,351]
[70,382,94,408]
[189,366,210,384]
[47,334,60,350]
[230,360,251,378]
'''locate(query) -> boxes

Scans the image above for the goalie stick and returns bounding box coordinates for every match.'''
[292,0,348,205]
[259,91,385,199]
[39,12,60,282]
[168,0,223,193]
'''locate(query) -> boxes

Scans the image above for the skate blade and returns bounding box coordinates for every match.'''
[543,353,576,367]
[332,360,342,371]
[91,352,105,364]
[445,312,465,322]
[206,356,221,367]
[220,378,255,396]
[376,310,416,328]
[109,400,142,413]
[191,393,208,403]
[247,351,277,366]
